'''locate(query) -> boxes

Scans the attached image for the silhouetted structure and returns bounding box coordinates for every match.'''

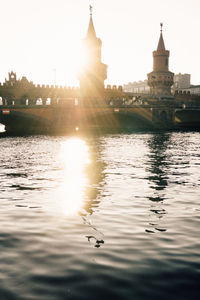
[0,13,200,134]
[147,24,174,96]
[78,6,107,98]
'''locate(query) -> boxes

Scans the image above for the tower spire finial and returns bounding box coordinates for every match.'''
[160,22,163,33]
[89,5,93,16]
[86,4,96,38]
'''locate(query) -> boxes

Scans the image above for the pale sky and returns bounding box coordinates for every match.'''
[0,0,199,86]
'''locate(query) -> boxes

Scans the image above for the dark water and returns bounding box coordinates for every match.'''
[0,132,199,300]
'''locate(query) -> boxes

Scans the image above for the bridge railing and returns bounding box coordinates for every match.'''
[0,95,199,110]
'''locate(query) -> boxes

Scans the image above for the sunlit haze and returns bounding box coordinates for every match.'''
[1,0,200,86]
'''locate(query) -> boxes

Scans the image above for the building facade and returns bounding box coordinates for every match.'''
[173,74,200,95]
[173,73,191,90]
[180,85,200,95]
[123,80,150,94]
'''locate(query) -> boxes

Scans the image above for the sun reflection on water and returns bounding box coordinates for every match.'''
[58,138,90,216]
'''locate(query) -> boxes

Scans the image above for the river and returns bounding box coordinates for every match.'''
[0,131,199,299]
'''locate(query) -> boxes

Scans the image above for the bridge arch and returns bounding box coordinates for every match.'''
[0,109,53,134]
[78,109,154,130]
[160,110,167,121]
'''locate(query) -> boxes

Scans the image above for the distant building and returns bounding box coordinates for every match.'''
[180,85,200,95]
[189,85,200,94]
[173,73,200,95]
[124,74,200,95]
[123,80,150,94]
[172,73,191,92]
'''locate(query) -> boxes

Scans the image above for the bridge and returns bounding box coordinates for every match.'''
[1,14,200,135]
[0,73,200,134]
[0,93,199,134]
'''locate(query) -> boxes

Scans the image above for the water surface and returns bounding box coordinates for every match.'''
[0,132,199,299]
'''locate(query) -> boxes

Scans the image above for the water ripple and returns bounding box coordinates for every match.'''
[0,132,199,299]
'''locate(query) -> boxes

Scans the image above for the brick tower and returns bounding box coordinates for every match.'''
[147,24,174,96]
[78,6,107,98]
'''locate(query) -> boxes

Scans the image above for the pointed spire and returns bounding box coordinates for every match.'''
[86,5,96,38]
[89,5,92,16]
[157,23,166,51]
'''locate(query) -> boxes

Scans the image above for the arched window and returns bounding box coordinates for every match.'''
[160,110,167,121]
[36,98,42,105]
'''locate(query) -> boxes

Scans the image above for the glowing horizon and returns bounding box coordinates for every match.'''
[0,0,200,87]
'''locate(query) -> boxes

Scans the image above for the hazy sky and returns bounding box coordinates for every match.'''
[0,0,199,86]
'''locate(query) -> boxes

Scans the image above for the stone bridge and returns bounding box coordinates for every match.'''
[0,98,178,134]
[0,72,200,134]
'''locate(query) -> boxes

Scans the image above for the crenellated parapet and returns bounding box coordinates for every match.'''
[0,72,128,107]
[0,73,80,106]
[174,90,200,105]
[104,85,124,99]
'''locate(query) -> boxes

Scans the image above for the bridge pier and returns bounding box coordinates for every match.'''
[152,103,175,129]
[42,98,47,106]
